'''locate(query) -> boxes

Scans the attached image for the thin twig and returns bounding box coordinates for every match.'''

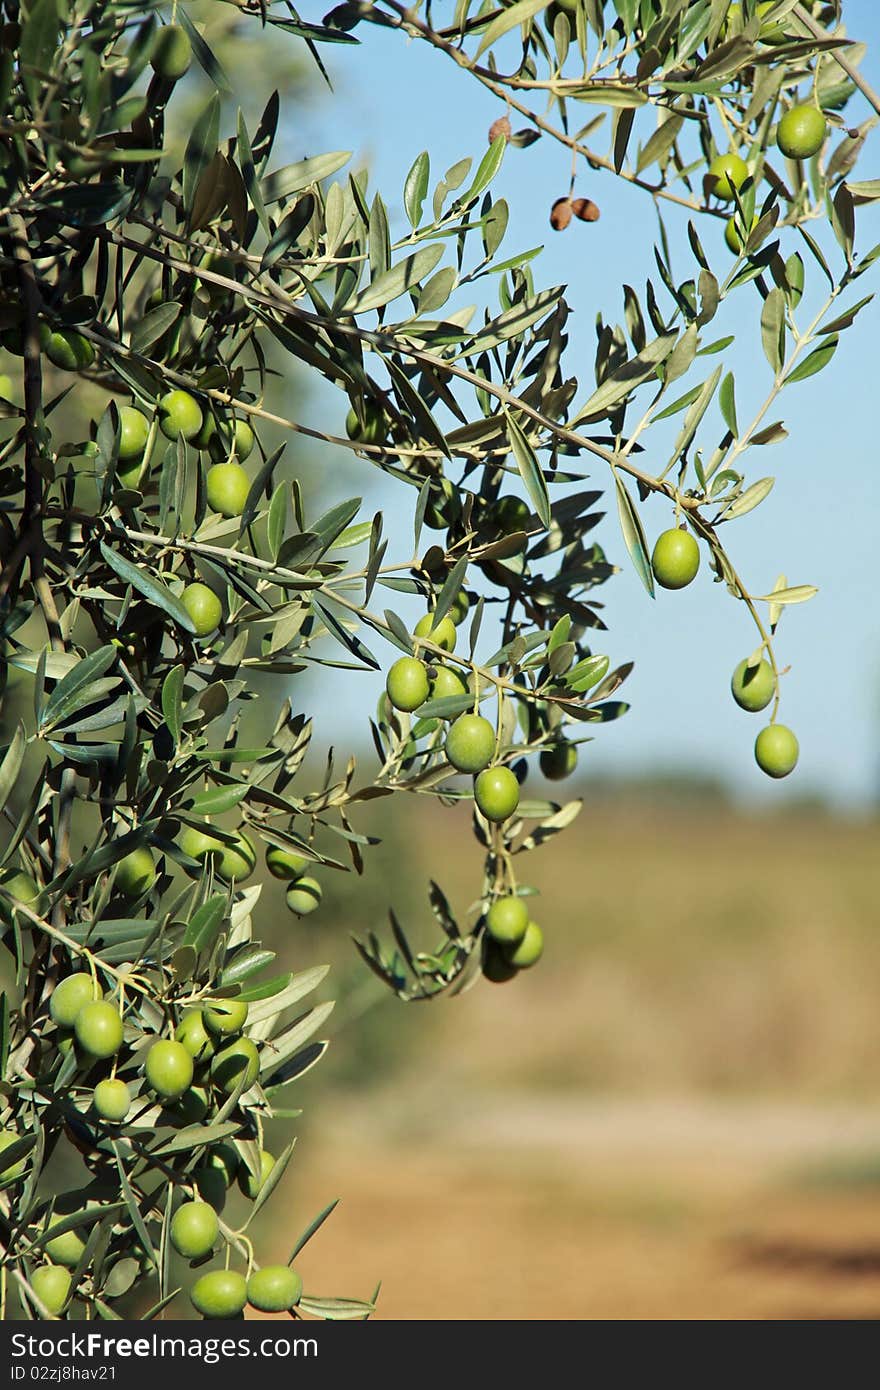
[85,224,697,509]
[378,0,718,217]
[792,3,880,119]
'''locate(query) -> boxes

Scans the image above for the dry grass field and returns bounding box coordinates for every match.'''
[283,1098,880,1320]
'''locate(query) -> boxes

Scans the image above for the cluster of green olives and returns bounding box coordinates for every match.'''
[100,826,320,917]
[169,998,302,1318]
[116,830,242,894]
[115,390,254,497]
[0,318,95,370]
[8,981,287,1317]
[178,823,322,919]
[173,998,261,1122]
[384,602,557,983]
[650,527,799,779]
[109,388,258,641]
[730,657,799,778]
[482,894,544,984]
[265,843,323,917]
[719,101,827,253]
[385,605,523,826]
[48,973,123,1065]
[187,1261,303,1320]
[40,972,261,1110]
[705,38,828,248]
[179,825,257,886]
[176,823,323,918]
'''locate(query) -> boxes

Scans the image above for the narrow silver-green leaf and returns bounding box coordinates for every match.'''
[759,287,786,376]
[574,333,677,423]
[0,723,28,818]
[258,1000,335,1080]
[613,471,654,597]
[183,894,227,953]
[298,1295,375,1320]
[786,336,838,385]
[267,485,288,561]
[754,584,817,605]
[668,366,721,468]
[432,555,469,628]
[349,245,444,314]
[465,134,506,202]
[183,92,220,219]
[720,476,774,520]
[475,0,546,57]
[161,665,184,742]
[244,1139,296,1226]
[42,646,116,729]
[504,410,550,528]
[719,371,738,436]
[404,151,430,229]
[635,113,684,175]
[131,304,181,355]
[288,1198,339,1263]
[188,784,249,816]
[99,542,197,633]
[237,109,270,235]
[261,151,351,204]
[177,7,232,93]
[246,964,330,1031]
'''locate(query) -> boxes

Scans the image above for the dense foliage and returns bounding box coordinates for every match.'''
[0,0,876,1319]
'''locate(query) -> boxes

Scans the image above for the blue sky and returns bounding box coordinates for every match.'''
[283,3,880,809]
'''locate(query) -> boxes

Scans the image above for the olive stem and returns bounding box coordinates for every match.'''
[792,4,880,120]
[377,1,724,218]
[11,903,155,996]
[116,524,595,711]
[84,223,705,506]
[722,283,842,473]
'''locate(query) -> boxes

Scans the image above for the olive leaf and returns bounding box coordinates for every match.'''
[99,543,197,633]
[613,472,655,598]
[349,245,444,314]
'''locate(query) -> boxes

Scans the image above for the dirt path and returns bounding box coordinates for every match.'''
[264,1094,880,1320]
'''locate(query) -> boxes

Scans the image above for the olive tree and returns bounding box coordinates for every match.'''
[0,0,876,1320]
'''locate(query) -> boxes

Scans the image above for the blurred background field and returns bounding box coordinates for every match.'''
[244,780,880,1320]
